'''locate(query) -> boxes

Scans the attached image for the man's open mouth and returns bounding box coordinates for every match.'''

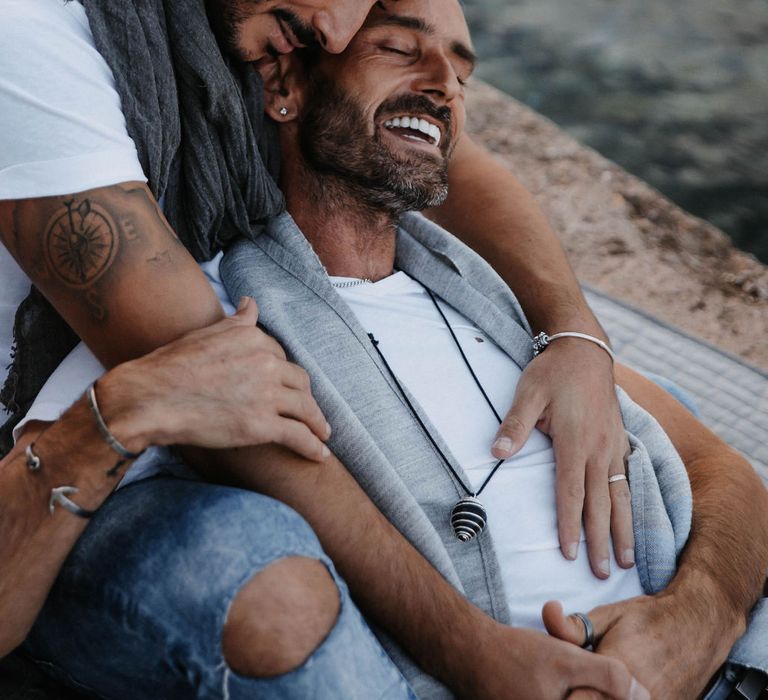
[383,116,443,149]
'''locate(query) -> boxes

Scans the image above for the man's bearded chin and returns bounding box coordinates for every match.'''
[298,78,452,217]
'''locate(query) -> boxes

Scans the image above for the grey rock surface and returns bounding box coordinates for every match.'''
[465,80,768,369]
[464,0,768,262]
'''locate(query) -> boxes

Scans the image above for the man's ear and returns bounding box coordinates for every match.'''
[261,53,306,123]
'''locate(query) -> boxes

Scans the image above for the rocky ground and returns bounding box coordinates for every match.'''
[465,80,768,369]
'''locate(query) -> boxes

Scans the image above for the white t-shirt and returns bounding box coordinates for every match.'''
[335,272,644,630]
[0,0,146,385]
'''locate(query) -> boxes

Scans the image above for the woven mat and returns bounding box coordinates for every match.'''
[586,287,768,485]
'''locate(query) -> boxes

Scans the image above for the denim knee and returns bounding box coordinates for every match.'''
[223,584,417,700]
[23,477,354,699]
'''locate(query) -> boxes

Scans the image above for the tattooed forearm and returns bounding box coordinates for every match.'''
[146,250,173,267]
[0,202,20,255]
[0,182,222,367]
[1,183,186,325]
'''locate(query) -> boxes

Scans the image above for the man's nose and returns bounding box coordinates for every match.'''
[311,3,374,54]
[412,53,463,102]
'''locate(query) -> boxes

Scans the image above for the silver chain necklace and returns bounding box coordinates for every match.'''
[332,278,373,289]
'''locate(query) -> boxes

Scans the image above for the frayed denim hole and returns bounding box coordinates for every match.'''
[219,557,343,687]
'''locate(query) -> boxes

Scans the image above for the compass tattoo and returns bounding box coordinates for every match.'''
[44,198,118,288]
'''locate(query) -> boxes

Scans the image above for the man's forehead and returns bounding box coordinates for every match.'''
[364,0,474,61]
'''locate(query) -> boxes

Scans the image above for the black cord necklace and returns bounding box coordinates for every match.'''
[367,284,505,542]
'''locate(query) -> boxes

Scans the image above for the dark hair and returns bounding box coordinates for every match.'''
[293,44,324,74]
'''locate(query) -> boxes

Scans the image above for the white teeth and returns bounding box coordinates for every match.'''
[383,114,443,147]
[429,124,442,147]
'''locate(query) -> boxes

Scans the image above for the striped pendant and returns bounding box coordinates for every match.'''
[451,496,487,542]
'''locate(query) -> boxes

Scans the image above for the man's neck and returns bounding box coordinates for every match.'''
[282,161,398,282]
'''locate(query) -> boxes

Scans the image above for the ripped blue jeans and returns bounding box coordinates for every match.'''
[23,476,415,700]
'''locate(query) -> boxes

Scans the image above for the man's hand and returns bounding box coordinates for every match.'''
[459,618,649,700]
[543,592,738,700]
[103,297,331,461]
[492,338,633,579]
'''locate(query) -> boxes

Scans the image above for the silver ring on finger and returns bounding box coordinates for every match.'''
[608,473,628,485]
[573,612,595,650]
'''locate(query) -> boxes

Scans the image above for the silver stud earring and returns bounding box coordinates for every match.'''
[279,107,288,116]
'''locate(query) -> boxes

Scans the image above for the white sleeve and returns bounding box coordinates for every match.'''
[13,342,105,443]
[0,0,147,200]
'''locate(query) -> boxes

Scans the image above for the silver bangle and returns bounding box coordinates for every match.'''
[532,331,616,364]
[25,443,42,471]
[24,439,96,518]
[86,382,143,461]
[49,486,96,519]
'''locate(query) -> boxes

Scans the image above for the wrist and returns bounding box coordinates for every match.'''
[538,319,611,346]
[533,332,616,367]
[662,570,747,652]
[94,364,161,454]
[434,611,509,696]
[527,294,609,346]
[537,334,616,375]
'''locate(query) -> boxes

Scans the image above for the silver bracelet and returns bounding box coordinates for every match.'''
[86,382,144,461]
[24,439,95,518]
[25,443,42,471]
[532,331,616,364]
[49,486,96,519]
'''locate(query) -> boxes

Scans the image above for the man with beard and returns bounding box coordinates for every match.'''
[201,0,764,696]
[20,0,767,696]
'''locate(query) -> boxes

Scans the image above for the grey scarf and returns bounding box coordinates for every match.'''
[0,0,284,455]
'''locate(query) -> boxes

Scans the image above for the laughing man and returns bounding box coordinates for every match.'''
[209,0,767,696]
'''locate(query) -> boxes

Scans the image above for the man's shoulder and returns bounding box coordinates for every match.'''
[1,0,102,99]
[2,0,88,41]
[0,0,106,95]
[0,0,146,200]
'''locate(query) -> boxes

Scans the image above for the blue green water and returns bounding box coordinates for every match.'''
[464,0,768,262]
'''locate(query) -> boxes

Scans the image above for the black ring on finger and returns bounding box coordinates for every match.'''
[573,612,595,650]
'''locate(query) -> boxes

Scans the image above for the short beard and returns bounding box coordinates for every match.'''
[298,76,451,218]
